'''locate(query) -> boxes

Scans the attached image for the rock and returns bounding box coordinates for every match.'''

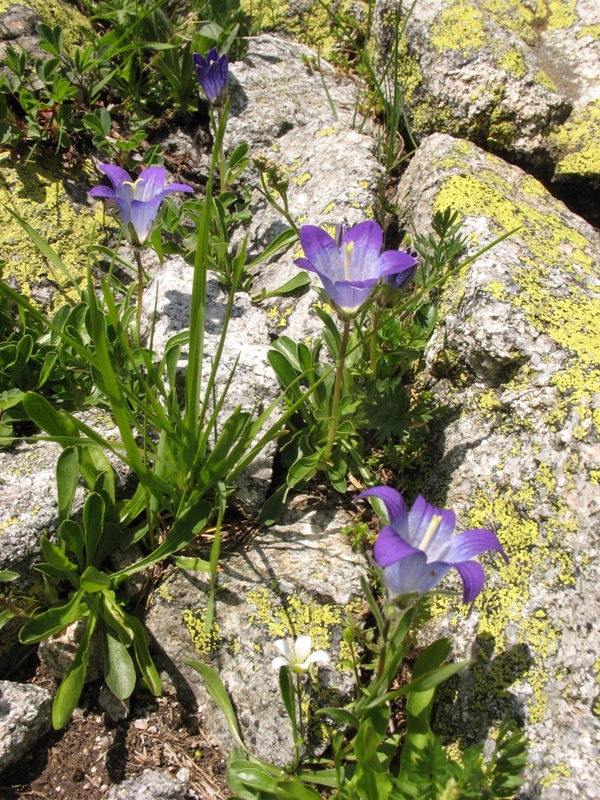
[38,618,104,683]
[225,35,382,342]
[0,680,52,772]
[142,255,279,513]
[105,769,186,800]
[98,684,130,722]
[394,133,600,799]
[145,502,366,763]
[374,0,600,188]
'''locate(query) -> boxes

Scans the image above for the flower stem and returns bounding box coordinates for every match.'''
[370,306,382,375]
[375,618,390,684]
[211,107,227,191]
[296,672,305,742]
[323,319,350,463]
[134,247,144,328]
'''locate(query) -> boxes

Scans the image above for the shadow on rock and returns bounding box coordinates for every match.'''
[433,633,532,748]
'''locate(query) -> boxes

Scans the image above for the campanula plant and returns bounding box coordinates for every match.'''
[193,48,229,106]
[355,486,508,604]
[89,164,193,323]
[296,219,417,460]
[194,48,229,189]
[188,487,526,799]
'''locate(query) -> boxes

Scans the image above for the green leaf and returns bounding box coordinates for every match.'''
[278,665,297,740]
[261,271,311,299]
[0,570,20,582]
[103,626,136,700]
[80,566,111,593]
[233,764,277,792]
[316,707,359,729]
[246,228,299,271]
[185,659,246,750]
[52,613,97,729]
[40,536,79,577]
[275,777,324,800]
[23,391,79,438]
[127,613,161,695]
[83,492,106,567]
[172,555,212,572]
[56,446,79,525]
[19,590,85,644]
[59,519,84,570]
[287,449,322,487]
[111,501,212,580]
[256,483,291,527]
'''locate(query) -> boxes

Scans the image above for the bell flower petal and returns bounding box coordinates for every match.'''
[354,486,507,604]
[295,220,418,317]
[89,163,193,246]
[373,524,421,568]
[194,48,229,105]
[453,560,486,604]
[443,528,508,564]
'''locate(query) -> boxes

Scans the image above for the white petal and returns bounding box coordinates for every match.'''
[272,638,294,661]
[305,650,330,666]
[271,656,289,670]
[293,635,312,663]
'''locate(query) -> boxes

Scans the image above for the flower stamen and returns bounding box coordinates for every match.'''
[419,514,442,552]
[344,241,354,281]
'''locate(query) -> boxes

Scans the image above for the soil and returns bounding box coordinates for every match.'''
[0,655,230,800]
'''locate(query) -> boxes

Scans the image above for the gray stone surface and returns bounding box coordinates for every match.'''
[142,255,278,513]
[226,35,382,342]
[394,133,600,799]
[0,680,52,771]
[38,618,104,684]
[374,0,600,180]
[145,502,366,763]
[105,769,186,800]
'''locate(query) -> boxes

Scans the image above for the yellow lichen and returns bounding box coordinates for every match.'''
[1,155,112,308]
[499,47,527,78]
[433,143,600,436]
[549,100,600,177]
[539,763,571,788]
[183,608,221,657]
[431,1,487,54]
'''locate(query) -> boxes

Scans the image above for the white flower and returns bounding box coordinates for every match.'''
[271,635,330,673]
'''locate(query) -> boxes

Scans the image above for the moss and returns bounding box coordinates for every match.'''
[0,0,92,51]
[0,155,112,309]
[549,100,600,177]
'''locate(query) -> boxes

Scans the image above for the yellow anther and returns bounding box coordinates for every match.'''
[420,514,442,552]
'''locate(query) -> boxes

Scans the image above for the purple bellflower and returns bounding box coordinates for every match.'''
[354,487,508,603]
[294,220,417,318]
[88,164,193,246]
[193,48,229,106]
[385,247,418,293]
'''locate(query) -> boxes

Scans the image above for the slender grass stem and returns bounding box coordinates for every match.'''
[323,319,350,463]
